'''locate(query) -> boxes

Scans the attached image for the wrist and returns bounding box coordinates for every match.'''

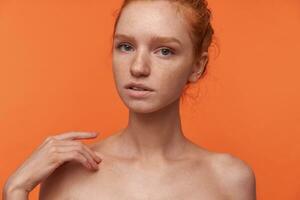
[3,174,31,195]
[3,182,29,200]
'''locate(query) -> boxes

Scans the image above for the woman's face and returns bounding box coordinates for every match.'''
[112,1,203,113]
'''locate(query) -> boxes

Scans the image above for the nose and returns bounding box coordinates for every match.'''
[130,49,151,77]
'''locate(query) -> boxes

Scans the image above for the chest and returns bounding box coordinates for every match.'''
[66,160,226,200]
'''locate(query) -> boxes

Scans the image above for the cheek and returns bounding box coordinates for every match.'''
[157,65,191,98]
[112,56,128,83]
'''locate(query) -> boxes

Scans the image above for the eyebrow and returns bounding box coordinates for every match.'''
[114,34,182,46]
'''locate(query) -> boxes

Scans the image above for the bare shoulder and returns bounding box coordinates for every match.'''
[39,162,78,200]
[39,133,115,200]
[209,152,257,200]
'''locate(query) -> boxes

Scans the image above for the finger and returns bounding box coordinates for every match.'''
[55,145,99,170]
[52,140,102,163]
[53,131,99,140]
[57,151,92,170]
[81,145,102,163]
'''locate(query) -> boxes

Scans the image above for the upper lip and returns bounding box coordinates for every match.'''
[125,82,154,91]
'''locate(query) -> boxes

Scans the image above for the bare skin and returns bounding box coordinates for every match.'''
[3,1,256,199]
[39,128,256,200]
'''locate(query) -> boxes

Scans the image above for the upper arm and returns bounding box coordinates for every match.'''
[39,163,71,200]
[214,153,256,200]
[226,160,256,200]
[39,178,56,200]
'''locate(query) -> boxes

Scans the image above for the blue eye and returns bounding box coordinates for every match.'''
[116,43,133,52]
[159,48,174,56]
[116,43,175,57]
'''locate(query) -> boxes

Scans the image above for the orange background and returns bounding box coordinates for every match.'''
[1,0,299,199]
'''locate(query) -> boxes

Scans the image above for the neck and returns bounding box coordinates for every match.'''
[119,99,188,162]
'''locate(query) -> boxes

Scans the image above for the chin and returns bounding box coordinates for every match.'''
[125,101,160,114]
[124,98,179,115]
[118,89,180,114]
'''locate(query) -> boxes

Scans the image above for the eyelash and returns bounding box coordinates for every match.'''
[115,43,175,57]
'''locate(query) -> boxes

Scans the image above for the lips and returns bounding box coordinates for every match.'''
[124,82,154,91]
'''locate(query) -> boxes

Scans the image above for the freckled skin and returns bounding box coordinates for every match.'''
[39,132,255,200]
[39,1,256,200]
[112,1,196,113]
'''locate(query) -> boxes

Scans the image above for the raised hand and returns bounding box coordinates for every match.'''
[3,131,102,200]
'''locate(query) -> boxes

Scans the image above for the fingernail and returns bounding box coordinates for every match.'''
[95,152,102,158]
[95,156,101,162]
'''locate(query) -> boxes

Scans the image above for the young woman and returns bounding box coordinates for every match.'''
[3,0,256,199]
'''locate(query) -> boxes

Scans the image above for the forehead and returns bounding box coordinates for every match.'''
[115,1,191,44]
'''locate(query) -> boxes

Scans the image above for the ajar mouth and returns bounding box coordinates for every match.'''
[125,82,154,91]
[128,87,149,91]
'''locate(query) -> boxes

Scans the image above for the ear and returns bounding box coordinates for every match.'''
[187,52,208,83]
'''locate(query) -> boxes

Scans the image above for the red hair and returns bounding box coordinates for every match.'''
[111,0,216,103]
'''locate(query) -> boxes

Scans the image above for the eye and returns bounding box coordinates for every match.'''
[115,43,175,57]
[116,43,134,52]
[157,48,175,57]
